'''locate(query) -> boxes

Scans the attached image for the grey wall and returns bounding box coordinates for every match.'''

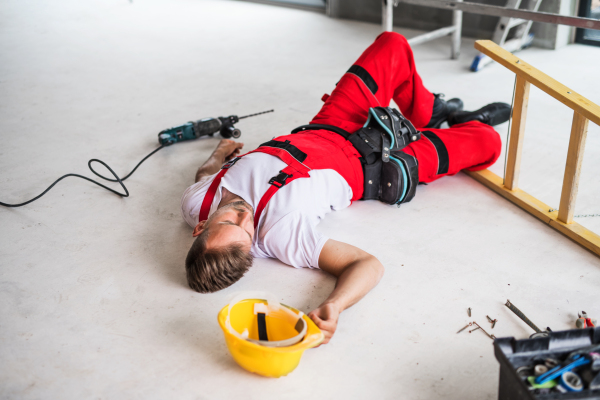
[327,0,576,49]
[530,0,577,48]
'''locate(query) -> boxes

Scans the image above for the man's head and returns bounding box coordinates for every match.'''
[185,200,255,293]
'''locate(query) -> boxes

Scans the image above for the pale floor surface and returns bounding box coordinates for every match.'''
[1,1,599,399]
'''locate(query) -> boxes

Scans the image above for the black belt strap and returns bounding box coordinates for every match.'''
[347,65,378,95]
[258,139,308,163]
[422,131,449,175]
[291,124,351,140]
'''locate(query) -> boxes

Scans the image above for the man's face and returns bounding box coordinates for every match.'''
[194,201,254,250]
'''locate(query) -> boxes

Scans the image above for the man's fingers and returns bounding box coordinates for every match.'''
[308,311,322,324]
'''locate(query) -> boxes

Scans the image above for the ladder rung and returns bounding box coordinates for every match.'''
[507,18,527,29]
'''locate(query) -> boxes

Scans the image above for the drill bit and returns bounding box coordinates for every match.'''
[238,109,274,119]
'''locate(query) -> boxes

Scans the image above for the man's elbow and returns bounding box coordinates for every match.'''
[365,254,385,283]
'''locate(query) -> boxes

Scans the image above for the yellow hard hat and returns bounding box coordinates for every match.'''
[217,292,324,378]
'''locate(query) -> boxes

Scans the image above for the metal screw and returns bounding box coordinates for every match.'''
[567,91,571,94]
[457,322,472,334]
[469,327,481,333]
[472,322,496,340]
[467,307,471,317]
[516,60,520,64]
[486,315,498,328]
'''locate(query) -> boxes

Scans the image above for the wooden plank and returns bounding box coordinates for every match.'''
[558,112,589,224]
[474,40,600,128]
[464,169,600,257]
[504,76,530,190]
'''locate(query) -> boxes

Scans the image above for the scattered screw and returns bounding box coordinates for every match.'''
[469,327,481,333]
[468,307,472,317]
[473,321,496,340]
[457,322,472,334]
[487,315,498,329]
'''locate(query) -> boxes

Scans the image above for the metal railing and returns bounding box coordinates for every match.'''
[382,0,600,59]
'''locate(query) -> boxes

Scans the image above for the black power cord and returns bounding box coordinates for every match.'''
[0,145,165,207]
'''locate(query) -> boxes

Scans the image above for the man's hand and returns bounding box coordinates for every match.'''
[195,139,244,182]
[214,139,244,162]
[308,302,340,345]
[308,239,384,345]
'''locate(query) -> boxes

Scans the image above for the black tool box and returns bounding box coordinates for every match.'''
[494,327,600,399]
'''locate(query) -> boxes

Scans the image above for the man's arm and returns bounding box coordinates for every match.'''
[308,239,384,344]
[195,139,244,182]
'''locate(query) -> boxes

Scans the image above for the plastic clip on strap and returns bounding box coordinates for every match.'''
[222,157,240,169]
[269,171,292,188]
[253,166,296,228]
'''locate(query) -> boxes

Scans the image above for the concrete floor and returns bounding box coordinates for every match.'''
[1,1,599,399]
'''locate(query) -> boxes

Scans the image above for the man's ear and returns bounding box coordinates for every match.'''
[193,220,206,237]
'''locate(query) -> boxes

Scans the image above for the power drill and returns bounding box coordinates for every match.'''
[157,109,274,146]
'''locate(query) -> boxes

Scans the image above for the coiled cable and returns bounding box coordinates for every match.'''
[0,145,165,207]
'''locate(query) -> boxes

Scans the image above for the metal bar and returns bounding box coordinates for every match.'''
[494,0,521,46]
[408,25,457,46]
[383,0,394,32]
[396,0,600,31]
[558,112,589,224]
[451,0,463,59]
[505,300,542,333]
[507,18,527,29]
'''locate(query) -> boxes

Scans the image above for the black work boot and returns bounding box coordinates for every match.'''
[448,102,511,127]
[425,93,464,129]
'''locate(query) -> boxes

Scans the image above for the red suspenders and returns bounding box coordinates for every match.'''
[198,142,311,229]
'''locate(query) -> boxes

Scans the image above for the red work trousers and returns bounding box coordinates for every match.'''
[310,32,502,184]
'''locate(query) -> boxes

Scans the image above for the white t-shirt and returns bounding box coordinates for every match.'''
[180,152,353,269]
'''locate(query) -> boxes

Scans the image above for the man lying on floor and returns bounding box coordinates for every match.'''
[180,32,510,344]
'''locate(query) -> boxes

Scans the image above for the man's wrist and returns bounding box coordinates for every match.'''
[321,299,344,314]
[211,149,227,164]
